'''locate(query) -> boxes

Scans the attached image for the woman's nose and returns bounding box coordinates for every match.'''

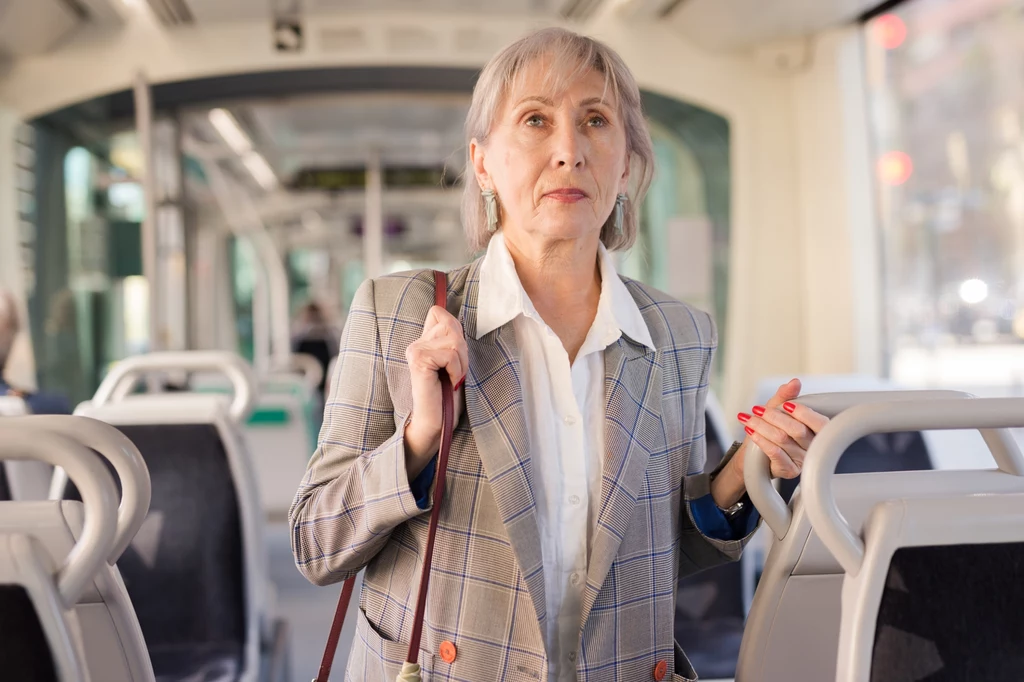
[553,125,586,168]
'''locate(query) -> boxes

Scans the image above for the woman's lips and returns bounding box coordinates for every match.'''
[544,189,589,203]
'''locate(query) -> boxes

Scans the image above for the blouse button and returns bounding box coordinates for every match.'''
[440,641,457,663]
[653,660,668,681]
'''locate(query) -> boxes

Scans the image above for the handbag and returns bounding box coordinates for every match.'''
[314,270,456,682]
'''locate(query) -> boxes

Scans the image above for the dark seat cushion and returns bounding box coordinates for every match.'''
[871,542,1024,681]
[0,464,10,501]
[66,423,247,681]
[0,584,59,682]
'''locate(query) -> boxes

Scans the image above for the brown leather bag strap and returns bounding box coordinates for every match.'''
[406,270,455,662]
[314,270,454,681]
[314,574,357,682]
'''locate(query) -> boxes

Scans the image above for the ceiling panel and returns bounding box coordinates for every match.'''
[0,0,80,57]
[185,0,273,22]
[186,0,561,23]
[667,0,882,50]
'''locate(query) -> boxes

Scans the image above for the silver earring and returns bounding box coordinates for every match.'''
[613,193,627,236]
[482,188,499,233]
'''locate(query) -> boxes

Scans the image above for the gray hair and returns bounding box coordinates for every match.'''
[461,27,655,254]
[0,289,19,373]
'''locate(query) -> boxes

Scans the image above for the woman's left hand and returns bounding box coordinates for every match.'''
[737,378,830,480]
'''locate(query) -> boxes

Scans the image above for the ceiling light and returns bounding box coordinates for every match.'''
[208,108,253,157]
[242,151,279,191]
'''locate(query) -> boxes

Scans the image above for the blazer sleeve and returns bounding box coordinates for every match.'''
[678,310,760,577]
[289,277,428,586]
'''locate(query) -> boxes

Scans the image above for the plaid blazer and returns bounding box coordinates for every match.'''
[290,261,755,682]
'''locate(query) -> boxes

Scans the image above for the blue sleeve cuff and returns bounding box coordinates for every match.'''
[409,456,437,510]
[689,493,760,541]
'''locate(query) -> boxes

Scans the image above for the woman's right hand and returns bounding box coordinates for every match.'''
[403,305,468,478]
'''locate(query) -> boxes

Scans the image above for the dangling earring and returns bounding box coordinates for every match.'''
[613,193,627,236]
[482,188,499,233]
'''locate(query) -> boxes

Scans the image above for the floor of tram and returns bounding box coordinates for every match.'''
[266,522,354,682]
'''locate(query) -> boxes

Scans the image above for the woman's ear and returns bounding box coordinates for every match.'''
[618,155,631,194]
[470,138,490,189]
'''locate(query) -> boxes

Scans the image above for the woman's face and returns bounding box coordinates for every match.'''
[471,58,630,248]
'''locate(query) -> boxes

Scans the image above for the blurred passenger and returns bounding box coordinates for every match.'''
[0,288,71,414]
[291,300,339,396]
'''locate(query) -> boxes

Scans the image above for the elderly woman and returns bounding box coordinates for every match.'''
[290,27,827,682]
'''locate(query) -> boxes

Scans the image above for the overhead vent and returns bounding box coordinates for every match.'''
[385,26,439,53]
[613,0,690,20]
[74,0,127,26]
[55,0,88,19]
[319,26,368,52]
[453,27,494,53]
[559,0,606,21]
[145,0,194,26]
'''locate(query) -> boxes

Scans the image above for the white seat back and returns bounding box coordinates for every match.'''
[737,391,1024,682]
[76,351,270,682]
[0,426,121,682]
[10,415,156,682]
[798,397,1024,682]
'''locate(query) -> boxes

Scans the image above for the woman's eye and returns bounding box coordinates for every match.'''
[525,114,544,127]
[587,115,608,127]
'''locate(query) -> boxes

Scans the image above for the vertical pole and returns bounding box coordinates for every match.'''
[364,150,384,280]
[250,238,271,376]
[134,72,160,352]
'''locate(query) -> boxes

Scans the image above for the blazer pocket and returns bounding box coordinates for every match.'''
[672,640,699,681]
[350,606,435,681]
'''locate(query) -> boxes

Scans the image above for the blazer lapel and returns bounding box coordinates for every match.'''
[458,264,548,636]
[579,334,663,632]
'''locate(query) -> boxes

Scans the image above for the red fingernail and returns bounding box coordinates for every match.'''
[737,413,751,423]
[752,406,765,417]
[783,402,796,414]
[744,426,755,436]
[454,376,465,391]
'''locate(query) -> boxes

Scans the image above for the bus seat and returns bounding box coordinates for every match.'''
[738,393,1024,682]
[798,396,1024,682]
[678,387,940,680]
[191,358,321,522]
[74,351,286,682]
[840,494,1024,682]
[0,424,124,682]
[11,415,156,682]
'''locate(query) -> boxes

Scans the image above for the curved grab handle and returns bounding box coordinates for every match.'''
[744,390,974,539]
[94,351,258,423]
[286,353,325,391]
[0,425,119,608]
[15,415,152,565]
[802,397,1024,576]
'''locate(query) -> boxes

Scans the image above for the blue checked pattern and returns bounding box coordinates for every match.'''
[289,260,756,681]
